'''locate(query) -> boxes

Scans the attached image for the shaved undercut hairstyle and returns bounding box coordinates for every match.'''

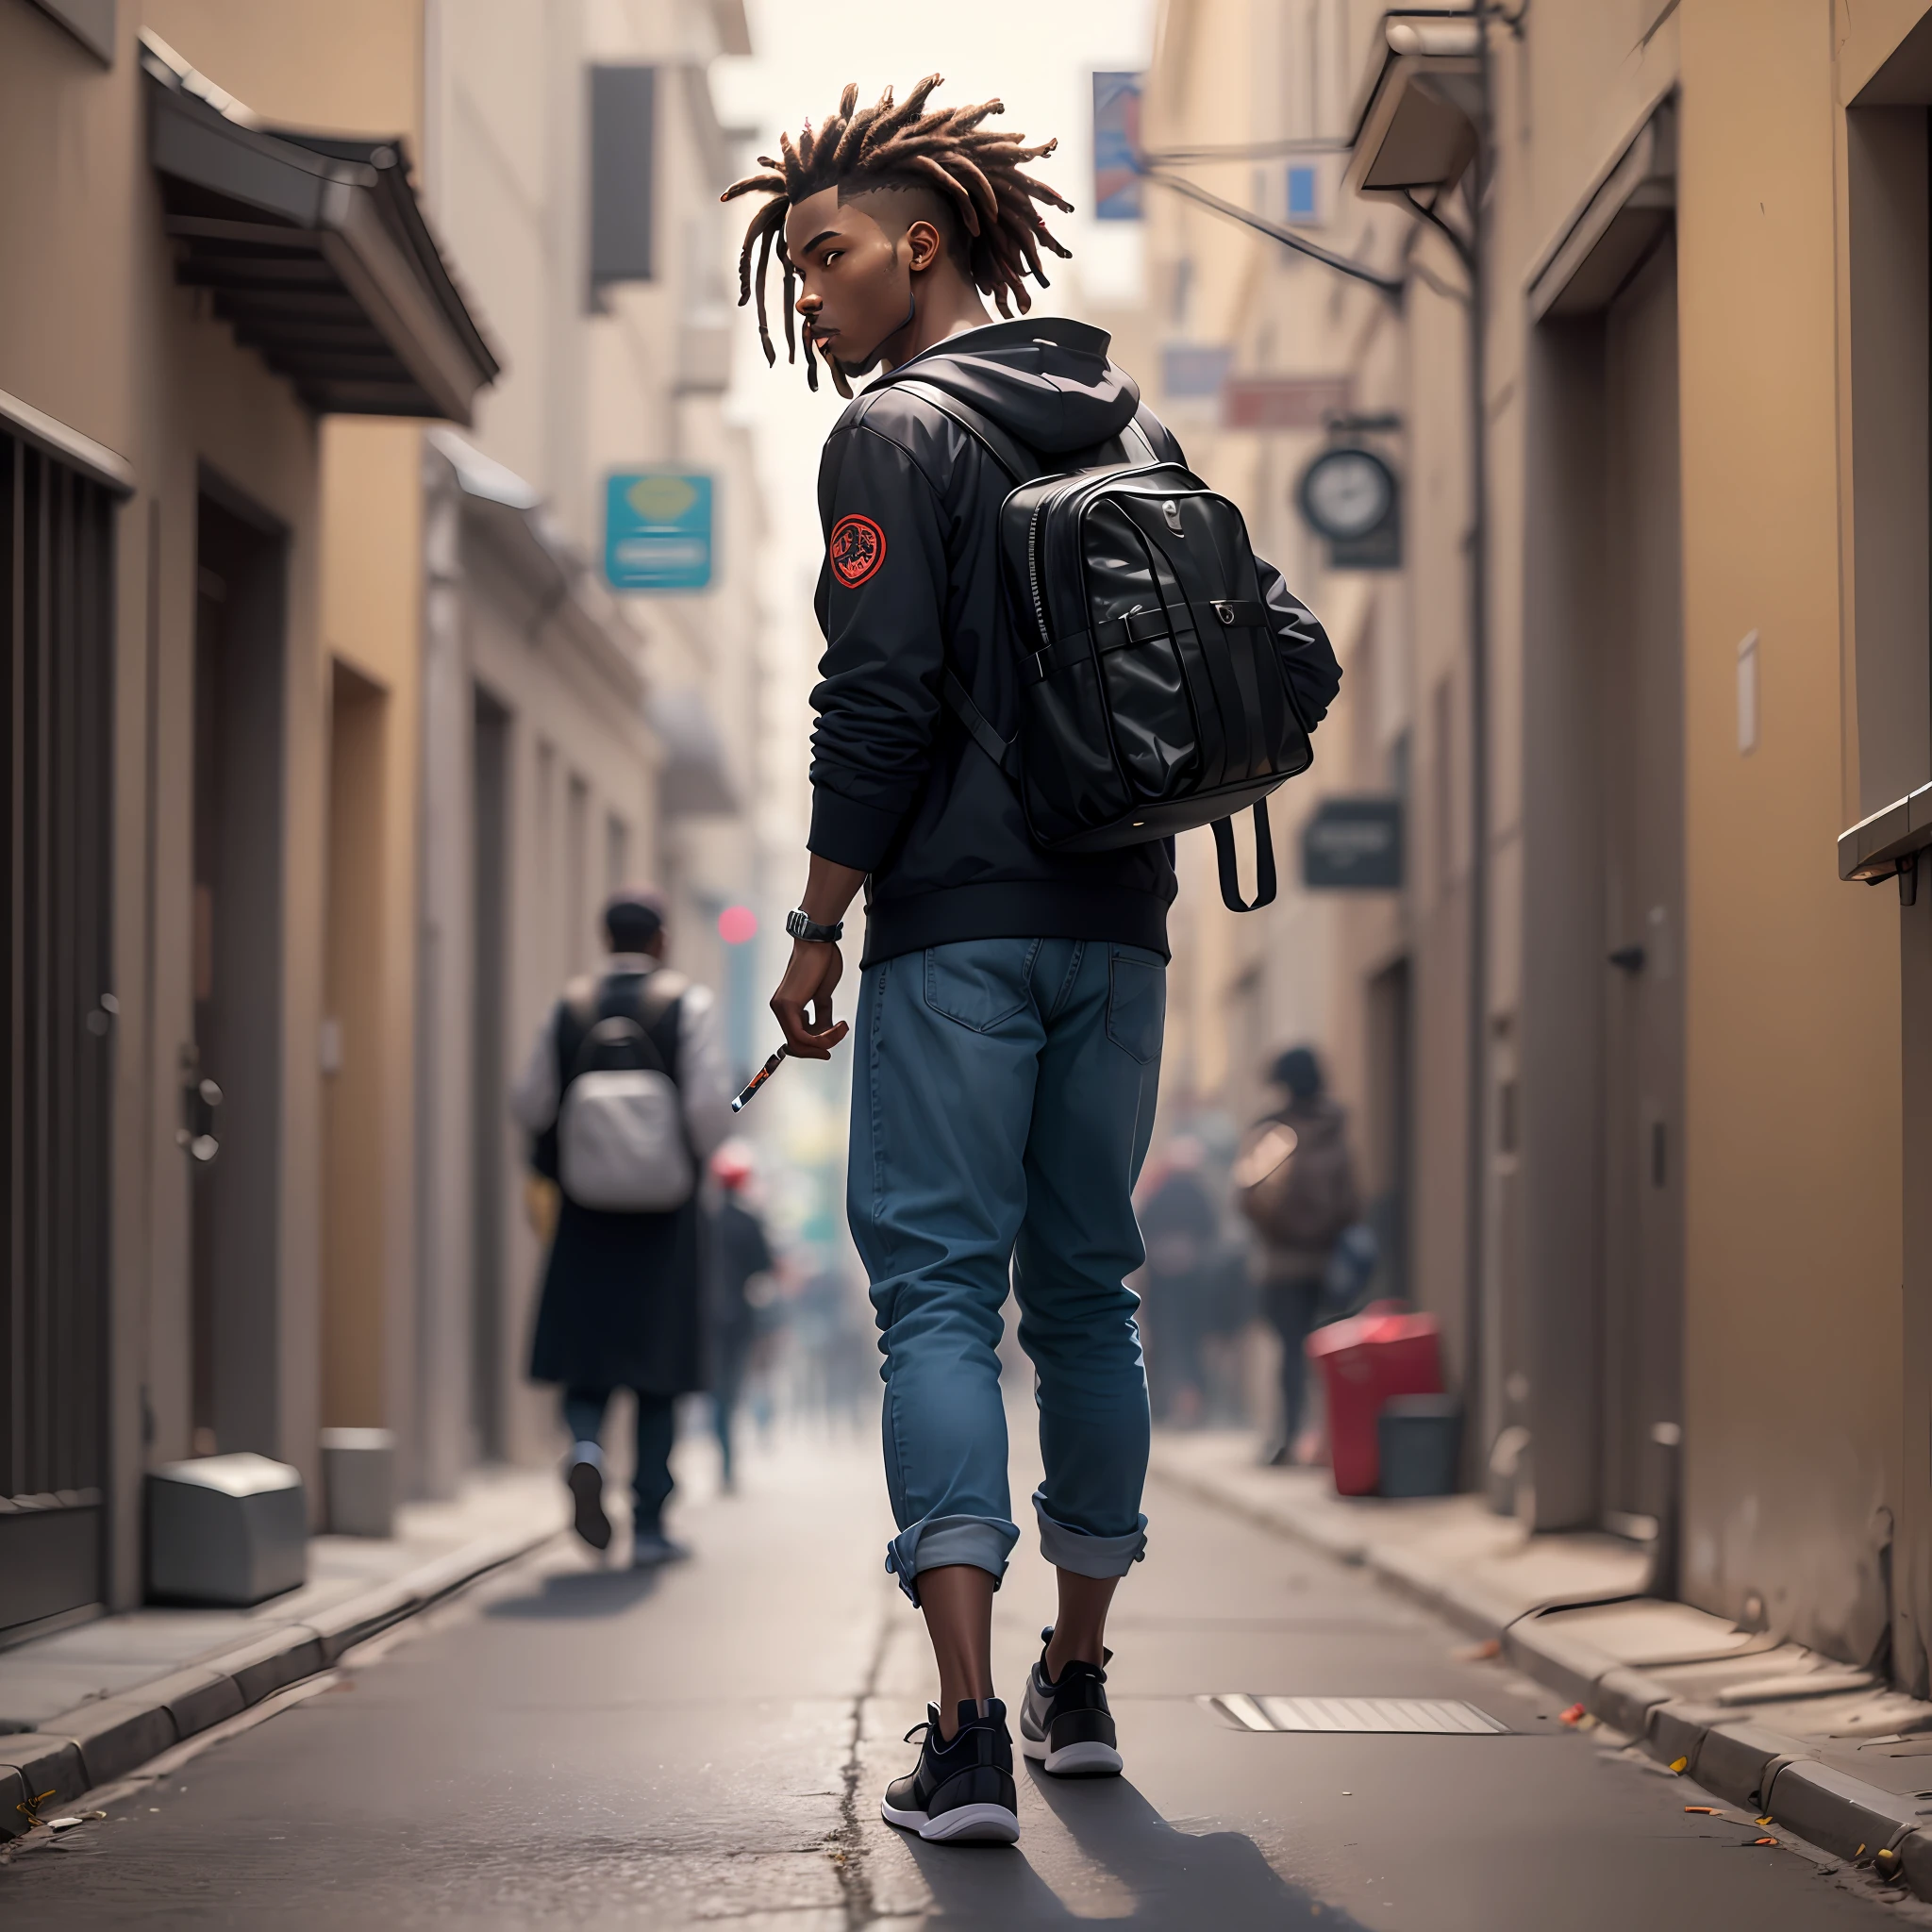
[722,75,1074,397]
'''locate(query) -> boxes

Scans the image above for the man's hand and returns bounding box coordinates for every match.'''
[769,854,865,1057]
[771,938,849,1058]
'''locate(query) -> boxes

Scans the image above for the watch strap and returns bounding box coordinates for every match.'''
[787,908,844,944]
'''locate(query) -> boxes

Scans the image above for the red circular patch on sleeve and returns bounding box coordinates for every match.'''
[829,514,886,588]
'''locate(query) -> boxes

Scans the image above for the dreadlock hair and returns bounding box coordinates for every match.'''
[722,75,1074,398]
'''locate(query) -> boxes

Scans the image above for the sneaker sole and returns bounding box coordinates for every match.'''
[1021,1734,1124,1777]
[880,1798,1020,1844]
[567,1462,611,1552]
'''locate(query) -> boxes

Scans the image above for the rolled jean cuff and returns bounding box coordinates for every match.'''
[1033,1488,1147,1578]
[885,1513,1019,1604]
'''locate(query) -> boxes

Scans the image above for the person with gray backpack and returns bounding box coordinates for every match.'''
[1235,1045,1361,1467]
[510,888,733,1565]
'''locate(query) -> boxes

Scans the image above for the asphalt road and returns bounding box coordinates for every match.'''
[1,1416,1916,1928]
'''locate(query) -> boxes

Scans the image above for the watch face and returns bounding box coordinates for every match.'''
[1300,447,1395,541]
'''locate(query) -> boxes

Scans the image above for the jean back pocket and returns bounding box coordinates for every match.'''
[1106,947,1166,1063]
[923,940,1037,1033]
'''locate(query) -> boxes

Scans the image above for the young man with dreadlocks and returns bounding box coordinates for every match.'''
[729,78,1340,1844]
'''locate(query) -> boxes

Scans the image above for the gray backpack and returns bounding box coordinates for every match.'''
[553,971,694,1213]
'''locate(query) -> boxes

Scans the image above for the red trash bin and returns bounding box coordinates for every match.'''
[1306,1303,1444,1496]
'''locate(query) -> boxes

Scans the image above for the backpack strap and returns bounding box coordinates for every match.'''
[557,968,689,1091]
[888,377,1159,784]
[1212,802,1279,912]
[939,670,1023,780]
[890,378,1042,485]
[888,380,1037,781]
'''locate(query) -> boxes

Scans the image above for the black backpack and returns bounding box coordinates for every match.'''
[893,378,1315,911]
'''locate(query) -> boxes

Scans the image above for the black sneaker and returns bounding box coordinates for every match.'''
[1020,1628,1123,1776]
[880,1700,1020,1844]
[566,1453,611,1552]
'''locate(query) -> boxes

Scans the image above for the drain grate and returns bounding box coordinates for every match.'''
[1206,1693,1509,1735]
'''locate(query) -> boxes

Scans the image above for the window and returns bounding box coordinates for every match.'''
[1432,673,1456,890]
[605,813,630,895]
[590,65,657,299]
[0,428,116,1624]
[566,774,590,972]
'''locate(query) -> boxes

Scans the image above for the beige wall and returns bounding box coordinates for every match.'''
[2,0,445,1592]
[319,421,425,1449]
[1672,0,1910,1659]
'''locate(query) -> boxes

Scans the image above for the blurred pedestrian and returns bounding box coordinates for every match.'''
[510,888,732,1565]
[704,1141,774,1493]
[738,77,1341,1845]
[1136,1137,1219,1425]
[1235,1046,1360,1467]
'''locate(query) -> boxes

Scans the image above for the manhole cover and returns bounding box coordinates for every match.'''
[1206,1694,1508,1735]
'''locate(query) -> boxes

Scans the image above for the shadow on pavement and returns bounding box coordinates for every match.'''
[901,1768,1364,1927]
[483,1565,665,1619]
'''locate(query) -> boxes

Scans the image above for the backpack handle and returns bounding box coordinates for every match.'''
[1212,803,1278,912]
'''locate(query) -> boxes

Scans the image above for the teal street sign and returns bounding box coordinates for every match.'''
[605,472,713,591]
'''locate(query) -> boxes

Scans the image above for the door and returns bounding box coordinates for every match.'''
[0,431,115,1634]
[1364,957,1413,1304]
[322,660,388,1433]
[470,687,510,1460]
[190,490,287,1458]
[1598,238,1686,1544]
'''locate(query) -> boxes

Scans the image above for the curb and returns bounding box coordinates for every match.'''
[1158,1456,1932,1900]
[0,1520,557,1838]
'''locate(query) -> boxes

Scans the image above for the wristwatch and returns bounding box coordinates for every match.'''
[785,908,845,944]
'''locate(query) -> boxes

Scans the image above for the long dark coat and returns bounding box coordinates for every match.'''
[528,1194,705,1396]
[525,968,706,1397]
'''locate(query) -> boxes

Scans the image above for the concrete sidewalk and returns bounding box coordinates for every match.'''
[1152,1427,1932,1900]
[0,1467,564,1835]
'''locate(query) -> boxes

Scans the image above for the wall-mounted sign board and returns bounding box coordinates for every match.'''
[1093,73,1144,221]
[1303,796,1404,891]
[606,472,712,591]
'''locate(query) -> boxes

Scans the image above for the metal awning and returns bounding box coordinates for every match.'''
[140,32,499,424]
[1345,10,1484,195]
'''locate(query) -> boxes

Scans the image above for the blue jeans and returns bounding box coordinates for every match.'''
[848,937,1165,1603]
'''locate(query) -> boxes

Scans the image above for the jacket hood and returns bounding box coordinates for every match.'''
[883,317,1141,455]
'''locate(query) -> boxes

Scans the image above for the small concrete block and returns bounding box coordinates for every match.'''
[1696,1719,1807,1810]
[1646,1701,1721,1771]
[218,1626,325,1706]
[0,1734,89,1814]
[320,1427,395,1539]
[0,1763,29,1840]
[155,1664,245,1738]
[147,1455,307,1607]
[1594,1665,1674,1739]
[1768,1758,1922,1862]
[59,1693,179,1787]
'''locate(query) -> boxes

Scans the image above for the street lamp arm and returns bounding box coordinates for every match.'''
[1138,167,1406,297]
[1139,137,1354,163]
[1399,188,1475,273]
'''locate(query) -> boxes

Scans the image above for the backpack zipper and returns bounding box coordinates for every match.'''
[1026,463,1170,658]
[1025,500,1053,650]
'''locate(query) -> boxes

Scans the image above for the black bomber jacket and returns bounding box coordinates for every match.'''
[808,316,1342,966]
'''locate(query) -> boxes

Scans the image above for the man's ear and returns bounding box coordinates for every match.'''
[904,217,946,275]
